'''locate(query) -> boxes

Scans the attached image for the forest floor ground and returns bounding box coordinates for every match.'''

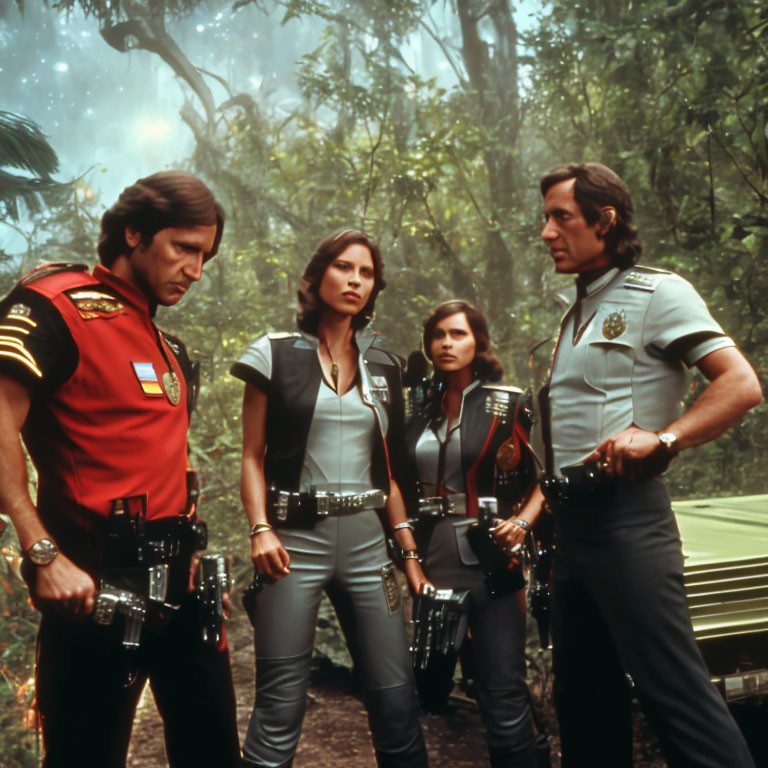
[125,604,672,768]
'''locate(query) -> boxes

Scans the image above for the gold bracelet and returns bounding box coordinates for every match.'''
[249,521,273,538]
[401,549,420,561]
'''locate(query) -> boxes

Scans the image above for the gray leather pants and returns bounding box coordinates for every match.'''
[422,518,537,768]
[242,510,426,768]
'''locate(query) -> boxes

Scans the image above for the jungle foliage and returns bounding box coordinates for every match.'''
[1,1,767,765]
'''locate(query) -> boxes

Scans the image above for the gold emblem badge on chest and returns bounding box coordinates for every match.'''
[602,309,627,340]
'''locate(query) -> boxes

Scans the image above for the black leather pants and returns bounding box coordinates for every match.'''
[422,517,537,768]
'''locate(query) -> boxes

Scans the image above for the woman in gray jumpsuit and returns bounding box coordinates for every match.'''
[232,230,429,768]
[403,301,541,768]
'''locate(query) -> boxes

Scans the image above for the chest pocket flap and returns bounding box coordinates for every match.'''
[582,304,635,395]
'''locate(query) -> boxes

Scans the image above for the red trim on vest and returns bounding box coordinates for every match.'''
[465,414,497,517]
[218,623,229,653]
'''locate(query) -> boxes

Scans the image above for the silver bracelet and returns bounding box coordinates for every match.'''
[511,518,530,532]
[393,521,414,532]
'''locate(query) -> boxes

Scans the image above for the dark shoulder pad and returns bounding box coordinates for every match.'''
[365,346,405,370]
[20,263,90,286]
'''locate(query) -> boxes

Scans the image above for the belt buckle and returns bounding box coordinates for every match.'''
[316,491,330,517]
[148,563,169,602]
[275,491,290,522]
[418,498,442,517]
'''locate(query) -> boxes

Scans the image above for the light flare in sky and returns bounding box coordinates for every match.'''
[134,116,173,145]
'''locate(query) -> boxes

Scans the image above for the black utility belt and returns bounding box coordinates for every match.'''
[417,495,504,522]
[267,487,387,529]
[417,494,467,518]
[104,516,208,569]
[541,463,615,509]
[105,492,208,565]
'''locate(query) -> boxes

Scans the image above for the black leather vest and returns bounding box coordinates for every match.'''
[241,332,405,493]
[403,382,536,516]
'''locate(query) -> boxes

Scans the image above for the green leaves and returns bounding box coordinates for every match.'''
[0,112,64,222]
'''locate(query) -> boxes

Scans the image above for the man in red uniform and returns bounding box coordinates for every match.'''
[0,172,240,768]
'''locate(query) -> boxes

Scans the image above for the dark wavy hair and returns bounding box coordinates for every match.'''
[296,229,385,335]
[97,171,225,267]
[540,162,642,269]
[422,300,503,383]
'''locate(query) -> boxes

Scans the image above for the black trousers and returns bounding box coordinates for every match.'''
[422,517,537,768]
[36,594,240,768]
[551,477,754,768]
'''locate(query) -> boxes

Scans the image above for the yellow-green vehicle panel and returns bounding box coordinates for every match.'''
[674,495,768,687]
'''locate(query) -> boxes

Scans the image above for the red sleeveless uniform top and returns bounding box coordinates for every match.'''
[11,264,189,522]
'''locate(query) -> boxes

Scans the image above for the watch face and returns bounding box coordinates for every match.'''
[659,432,678,450]
[28,538,58,565]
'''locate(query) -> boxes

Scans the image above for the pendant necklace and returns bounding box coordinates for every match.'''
[324,340,340,391]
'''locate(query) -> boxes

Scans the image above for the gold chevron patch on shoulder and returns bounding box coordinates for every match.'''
[0,318,42,378]
[65,289,125,320]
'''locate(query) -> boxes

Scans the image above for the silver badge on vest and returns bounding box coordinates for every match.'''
[370,375,389,403]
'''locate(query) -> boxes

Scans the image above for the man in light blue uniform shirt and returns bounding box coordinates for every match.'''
[536,162,762,767]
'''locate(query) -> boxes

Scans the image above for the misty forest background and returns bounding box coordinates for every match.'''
[1,0,767,765]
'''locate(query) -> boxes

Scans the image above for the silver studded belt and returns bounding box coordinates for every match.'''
[270,488,387,523]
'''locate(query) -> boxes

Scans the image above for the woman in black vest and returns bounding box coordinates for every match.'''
[232,230,428,768]
[403,300,540,768]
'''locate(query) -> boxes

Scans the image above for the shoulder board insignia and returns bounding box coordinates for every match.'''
[65,288,124,320]
[267,331,300,340]
[8,303,31,319]
[20,262,89,286]
[623,270,665,293]
[365,347,402,368]
[481,384,523,395]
